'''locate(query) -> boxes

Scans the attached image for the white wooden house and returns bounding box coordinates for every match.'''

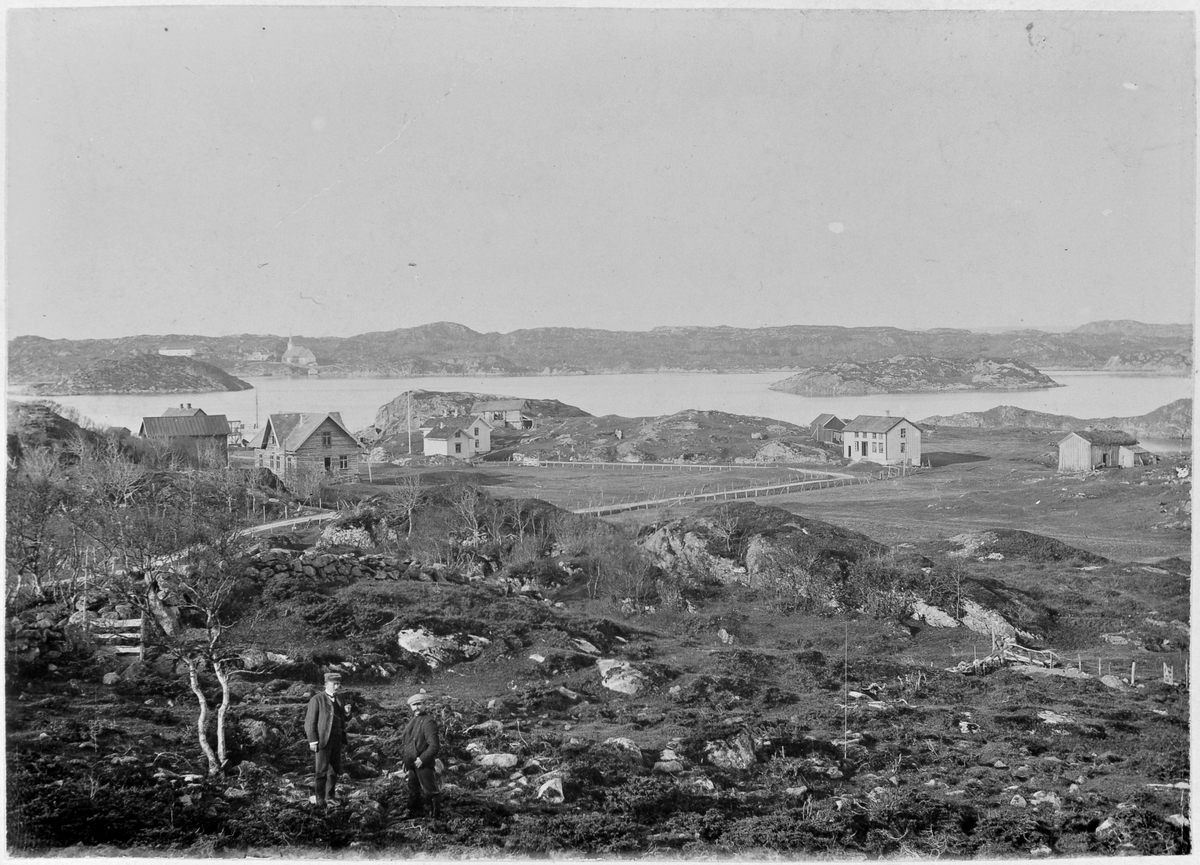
[843,415,921,465]
[1057,430,1140,472]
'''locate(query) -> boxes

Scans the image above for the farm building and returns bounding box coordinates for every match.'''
[843,415,921,466]
[281,337,317,367]
[810,413,847,444]
[244,349,273,362]
[1057,430,1141,472]
[138,410,231,465]
[157,346,196,357]
[471,399,533,429]
[1118,444,1159,467]
[162,403,204,417]
[422,416,493,459]
[253,411,361,481]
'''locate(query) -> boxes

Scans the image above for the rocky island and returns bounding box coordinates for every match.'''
[24,355,253,396]
[768,356,1061,396]
[920,397,1193,440]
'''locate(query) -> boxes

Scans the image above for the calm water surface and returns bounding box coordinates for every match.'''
[7,371,1193,442]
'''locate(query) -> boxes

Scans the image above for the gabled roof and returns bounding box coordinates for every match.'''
[260,412,360,451]
[811,413,846,429]
[246,426,268,449]
[139,415,231,438]
[1061,429,1137,447]
[472,399,526,413]
[162,406,206,417]
[843,415,918,433]
[420,415,493,433]
[423,421,472,441]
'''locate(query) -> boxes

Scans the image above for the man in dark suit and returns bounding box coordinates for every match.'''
[304,672,352,806]
[401,691,442,818]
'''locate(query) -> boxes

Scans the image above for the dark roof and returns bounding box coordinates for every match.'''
[162,406,206,417]
[843,415,918,433]
[472,399,526,413]
[1062,429,1138,447]
[423,421,471,441]
[811,413,846,430]
[139,415,231,438]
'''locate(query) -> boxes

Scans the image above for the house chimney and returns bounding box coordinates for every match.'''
[885,409,891,416]
[187,403,192,409]
[180,403,185,409]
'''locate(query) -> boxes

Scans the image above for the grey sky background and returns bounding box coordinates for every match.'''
[6,7,1195,340]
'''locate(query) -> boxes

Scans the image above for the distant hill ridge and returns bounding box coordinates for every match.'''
[920,398,1192,440]
[24,355,252,396]
[768,356,1060,396]
[7,319,1192,383]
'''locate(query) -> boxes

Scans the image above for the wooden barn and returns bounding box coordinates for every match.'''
[843,415,921,466]
[138,410,231,465]
[253,411,361,481]
[810,413,847,444]
[471,399,533,429]
[1057,430,1139,472]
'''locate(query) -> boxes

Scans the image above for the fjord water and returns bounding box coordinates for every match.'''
[9,370,1192,442]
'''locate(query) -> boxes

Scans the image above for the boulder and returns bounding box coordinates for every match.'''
[910,601,959,628]
[705,730,756,770]
[397,628,490,669]
[474,753,519,769]
[596,659,648,696]
[102,672,121,686]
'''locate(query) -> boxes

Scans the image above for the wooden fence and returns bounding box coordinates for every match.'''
[89,617,145,659]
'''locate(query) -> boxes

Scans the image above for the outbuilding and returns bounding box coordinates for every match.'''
[1056,430,1139,473]
[138,410,231,465]
[810,413,847,444]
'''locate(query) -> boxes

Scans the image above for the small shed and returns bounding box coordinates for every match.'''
[1118,444,1158,468]
[810,413,847,444]
[1057,430,1138,472]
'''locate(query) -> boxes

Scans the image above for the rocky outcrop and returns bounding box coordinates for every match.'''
[769,356,1060,396]
[921,399,1192,440]
[357,390,590,446]
[27,355,251,396]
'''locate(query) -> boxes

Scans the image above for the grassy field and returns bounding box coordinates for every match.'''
[338,427,1190,563]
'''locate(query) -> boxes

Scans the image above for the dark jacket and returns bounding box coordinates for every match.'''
[401,714,440,764]
[305,691,350,751]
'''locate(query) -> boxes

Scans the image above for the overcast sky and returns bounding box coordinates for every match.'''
[6,7,1195,340]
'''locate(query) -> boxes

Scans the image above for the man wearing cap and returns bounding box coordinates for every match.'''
[400,692,442,819]
[304,672,352,806]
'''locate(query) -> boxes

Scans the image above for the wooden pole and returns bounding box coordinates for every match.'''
[1130,661,1136,686]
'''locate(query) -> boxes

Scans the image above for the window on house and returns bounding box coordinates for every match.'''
[455,443,462,454]
[900,442,906,453]
[339,454,349,470]
[474,427,479,436]
[321,431,332,447]
[900,427,906,438]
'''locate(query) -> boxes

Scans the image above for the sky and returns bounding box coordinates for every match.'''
[5,6,1196,340]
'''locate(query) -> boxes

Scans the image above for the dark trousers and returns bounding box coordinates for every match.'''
[404,758,439,812]
[313,744,343,802]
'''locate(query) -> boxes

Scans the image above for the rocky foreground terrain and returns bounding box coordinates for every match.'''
[8,319,1192,383]
[22,355,252,396]
[921,398,1193,441]
[6,457,1191,856]
[769,357,1060,396]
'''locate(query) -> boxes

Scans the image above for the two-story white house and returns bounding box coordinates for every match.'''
[843,415,922,466]
[421,415,494,459]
